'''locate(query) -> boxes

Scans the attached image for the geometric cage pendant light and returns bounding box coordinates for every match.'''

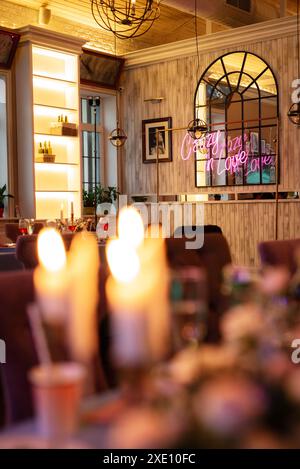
[109,84,127,147]
[109,123,127,147]
[91,0,161,40]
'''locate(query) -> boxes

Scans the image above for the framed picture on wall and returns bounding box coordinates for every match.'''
[142,117,172,163]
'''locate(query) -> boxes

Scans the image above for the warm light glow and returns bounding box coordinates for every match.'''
[118,207,145,248]
[33,47,74,61]
[32,47,77,82]
[37,228,67,272]
[34,134,73,144]
[33,77,76,91]
[35,192,75,200]
[34,105,77,118]
[106,239,140,283]
[35,163,75,173]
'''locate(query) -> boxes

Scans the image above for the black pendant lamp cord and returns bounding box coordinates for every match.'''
[114,29,120,128]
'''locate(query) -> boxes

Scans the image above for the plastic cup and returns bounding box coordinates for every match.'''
[29,362,85,442]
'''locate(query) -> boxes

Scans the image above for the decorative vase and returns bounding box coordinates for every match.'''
[0,205,4,218]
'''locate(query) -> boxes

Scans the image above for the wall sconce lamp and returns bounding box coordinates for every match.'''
[144,97,165,103]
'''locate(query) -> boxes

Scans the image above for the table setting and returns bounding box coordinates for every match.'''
[1,208,300,449]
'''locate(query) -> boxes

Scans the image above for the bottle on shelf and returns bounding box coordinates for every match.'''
[64,115,68,123]
[38,142,43,154]
[44,141,48,154]
[48,141,52,155]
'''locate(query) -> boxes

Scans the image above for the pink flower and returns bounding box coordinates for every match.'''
[259,267,290,296]
[194,375,266,436]
[221,304,264,343]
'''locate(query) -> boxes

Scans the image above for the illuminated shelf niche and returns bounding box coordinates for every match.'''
[15,28,84,220]
[32,44,80,219]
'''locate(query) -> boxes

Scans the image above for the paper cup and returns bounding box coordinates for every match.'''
[29,362,85,442]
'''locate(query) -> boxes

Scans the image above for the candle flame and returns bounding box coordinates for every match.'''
[106,239,140,283]
[37,228,66,272]
[118,207,144,248]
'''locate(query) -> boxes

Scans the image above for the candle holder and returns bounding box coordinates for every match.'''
[67,218,76,233]
[26,303,86,445]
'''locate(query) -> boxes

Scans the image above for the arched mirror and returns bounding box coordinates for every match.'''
[194,51,279,187]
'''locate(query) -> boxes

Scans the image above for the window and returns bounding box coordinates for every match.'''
[195,51,278,187]
[80,96,103,194]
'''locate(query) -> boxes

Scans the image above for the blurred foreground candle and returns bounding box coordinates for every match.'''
[67,232,99,363]
[118,206,145,248]
[34,228,68,324]
[106,207,170,368]
[106,239,150,367]
[138,237,170,362]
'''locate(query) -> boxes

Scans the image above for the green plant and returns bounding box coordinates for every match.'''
[0,184,13,208]
[83,190,96,208]
[83,185,119,208]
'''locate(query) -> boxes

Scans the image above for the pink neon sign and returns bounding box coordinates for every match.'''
[181,131,274,177]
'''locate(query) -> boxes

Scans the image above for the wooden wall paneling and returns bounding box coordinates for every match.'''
[294,202,300,237]
[123,20,300,266]
[123,32,300,195]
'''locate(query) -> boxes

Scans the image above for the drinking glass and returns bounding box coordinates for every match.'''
[170,267,207,352]
[29,362,85,443]
[45,219,58,228]
[18,218,28,235]
[27,218,35,235]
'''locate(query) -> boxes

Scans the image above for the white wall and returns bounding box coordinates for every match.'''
[103,94,118,187]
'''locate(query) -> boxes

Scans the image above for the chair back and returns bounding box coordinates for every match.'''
[0,268,108,426]
[259,238,300,274]
[4,224,19,243]
[166,233,232,342]
[16,233,74,269]
[173,225,223,238]
[0,270,37,424]
[5,222,44,243]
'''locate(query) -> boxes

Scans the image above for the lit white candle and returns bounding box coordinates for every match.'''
[118,206,145,248]
[137,237,170,362]
[67,232,100,363]
[34,228,68,324]
[106,208,170,366]
[70,201,74,220]
[106,238,151,367]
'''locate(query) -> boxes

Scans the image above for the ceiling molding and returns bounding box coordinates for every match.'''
[123,16,297,69]
[16,25,86,54]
